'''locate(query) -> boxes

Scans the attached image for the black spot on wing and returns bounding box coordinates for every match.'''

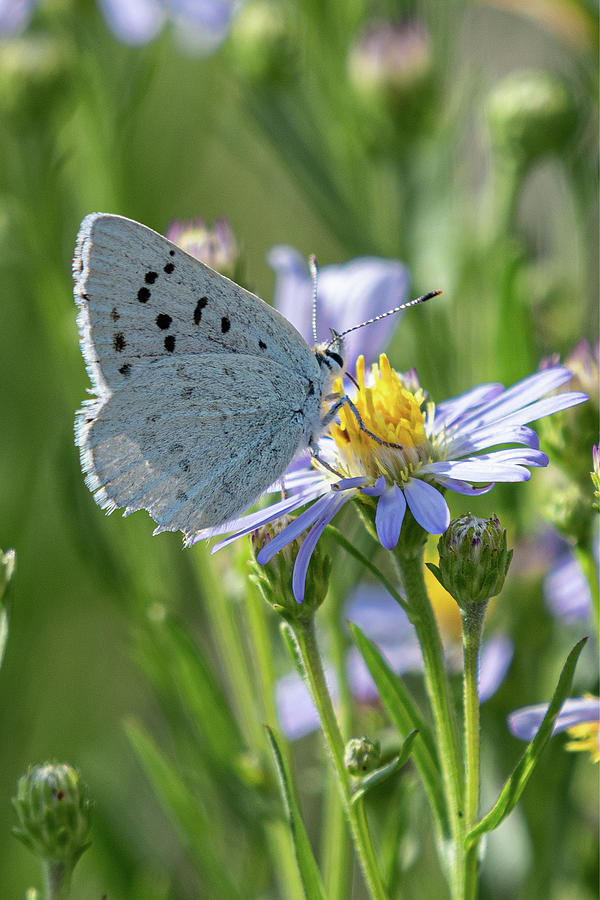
[119,363,131,376]
[169,249,175,256]
[110,307,120,321]
[138,287,150,303]
[259,339,267,349]
[156,313,172,330]
[221,316,231,334]
[145,271,158,284]
[114,333,126,352]
[193,297,208,325]
[164,262,175,274]
[164,335,175,352]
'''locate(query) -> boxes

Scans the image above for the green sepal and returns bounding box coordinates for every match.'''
[265,726,327,900]
[351,730,419,806]
[465,637,588,848]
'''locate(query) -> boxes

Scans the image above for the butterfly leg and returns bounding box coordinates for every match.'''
[309,441,345,478]
[321,395,405,450]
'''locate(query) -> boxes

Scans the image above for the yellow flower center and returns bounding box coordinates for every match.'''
[565,717,600,764]
[328,354,432,482]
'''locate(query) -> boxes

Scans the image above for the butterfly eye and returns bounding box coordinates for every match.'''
[325,349,344,369]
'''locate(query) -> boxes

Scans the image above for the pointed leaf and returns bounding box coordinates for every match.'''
[265,726,327,900]
[466,637,588,847]
[352,730,419,806]
[349,623,446,831]
[125,719,241,900]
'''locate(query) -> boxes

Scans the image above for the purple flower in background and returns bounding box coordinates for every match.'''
[0,0,240,50]
[268,245,410,370]
[276,582,513,740]
[544,551,593,621]
[197,360,588,602]
[508,696,600,763]
[0,0,34,35]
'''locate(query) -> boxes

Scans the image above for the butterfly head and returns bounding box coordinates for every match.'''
[313,328,345,379]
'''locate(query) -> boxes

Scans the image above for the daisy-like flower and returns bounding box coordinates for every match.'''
[195,356,587,602]
[508,696,600,763]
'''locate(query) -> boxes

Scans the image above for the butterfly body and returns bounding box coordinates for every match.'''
[74,214,344,539]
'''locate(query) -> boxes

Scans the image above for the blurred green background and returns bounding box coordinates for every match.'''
[0,0,597,897]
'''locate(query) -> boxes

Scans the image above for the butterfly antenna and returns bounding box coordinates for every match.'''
[309,254,319,344]
[338,290,442,339]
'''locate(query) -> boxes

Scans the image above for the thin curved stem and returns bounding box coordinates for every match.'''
[288,618,390,900]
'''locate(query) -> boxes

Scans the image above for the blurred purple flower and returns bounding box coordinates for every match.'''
[478,635,514,703]
[276,583,513,740]
[0,0,34,35]
[0,0,240,50]
[268,245,410,370]
[97,0,165,45]
[508,696,600,762]
[544,551,593,621]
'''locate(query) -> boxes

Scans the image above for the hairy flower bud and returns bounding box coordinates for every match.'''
[229,1,293,85]
[250,516,331,619]
[427,514,513,609]
[486,69,577,170]
[344,736,382,775]
[12,763,92,866]
[166,217,240,281]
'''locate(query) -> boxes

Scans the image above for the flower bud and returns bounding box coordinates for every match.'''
[539,342,598,486]
[249,517,331,620]
[0,34,68,116]
[427,514,513,609]
[545,483,592,546]
[348,20,432,103]
[344,736,382,775]
[347,19,434,150]
[165,218,240,281]
[12,763,92,866]
[486,69,578,170]
[229,1,294,85]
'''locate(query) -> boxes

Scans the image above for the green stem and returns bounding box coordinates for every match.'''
[44,861,72,900]
[395,549,465,898]
[462,603,488,899]
[289,618,390,900]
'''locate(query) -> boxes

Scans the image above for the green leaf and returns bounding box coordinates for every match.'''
[265,726,327,900]
[125,719,241,900]
[349,623,446,831]
[466,637,588,847]
[351,730,419,806]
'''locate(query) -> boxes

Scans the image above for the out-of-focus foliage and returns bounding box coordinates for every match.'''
[0,0,597,897]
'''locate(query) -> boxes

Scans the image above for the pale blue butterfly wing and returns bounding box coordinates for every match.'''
[74,214,324,539]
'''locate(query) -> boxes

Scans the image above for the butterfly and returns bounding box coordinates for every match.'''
[74,213,436,542]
